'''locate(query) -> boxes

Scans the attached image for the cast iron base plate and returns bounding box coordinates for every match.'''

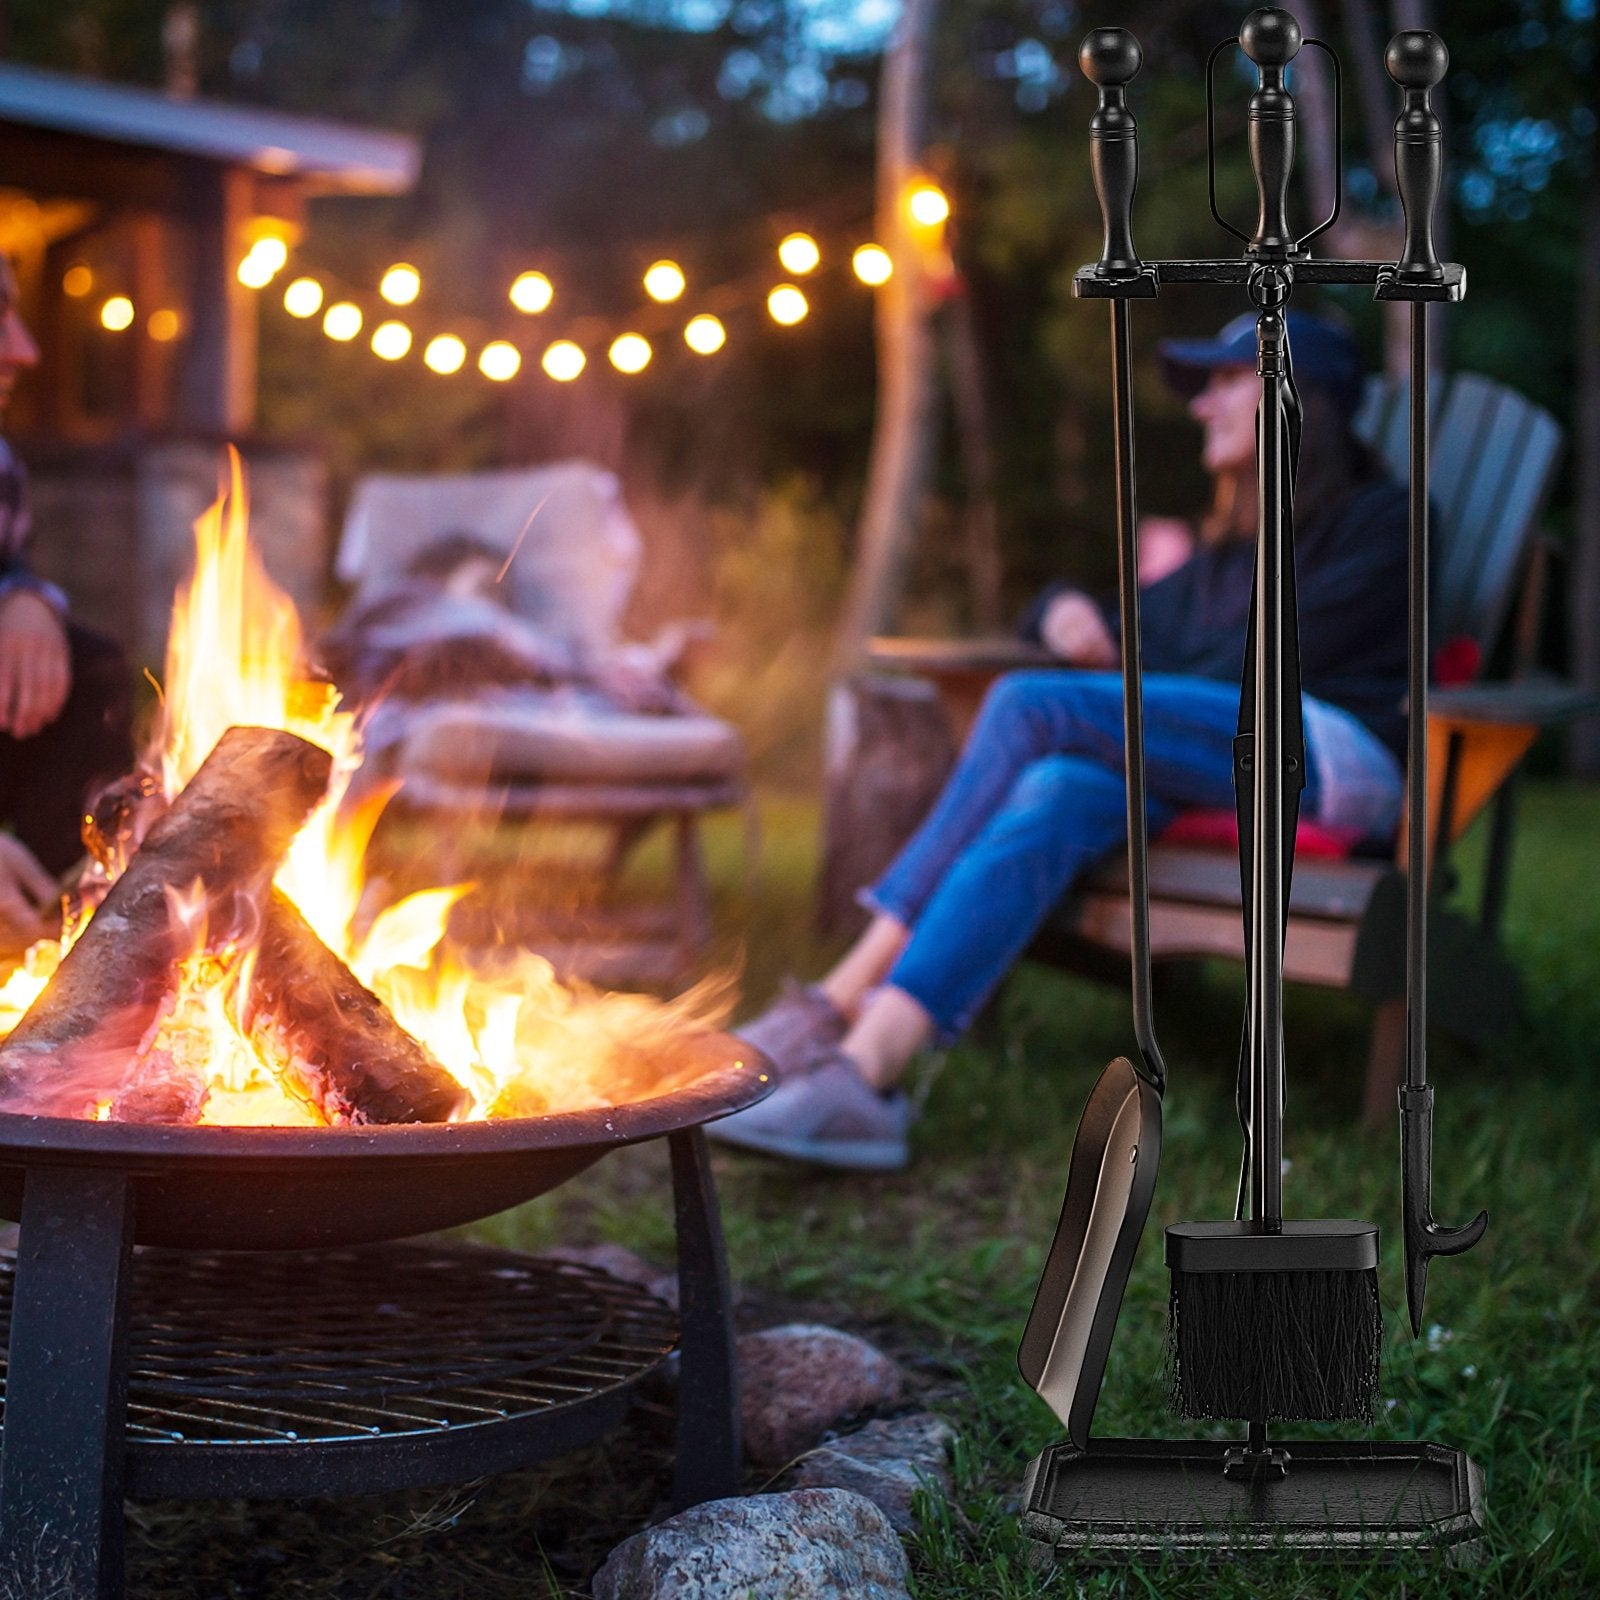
[1021,1436,1485,1563]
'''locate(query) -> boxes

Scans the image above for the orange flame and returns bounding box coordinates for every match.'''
[0,450,730,1121]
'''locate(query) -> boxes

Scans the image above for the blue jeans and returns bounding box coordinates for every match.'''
[864,670,1327,1041]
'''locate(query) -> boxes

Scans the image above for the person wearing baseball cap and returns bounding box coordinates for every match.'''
[714,309,1409,1172]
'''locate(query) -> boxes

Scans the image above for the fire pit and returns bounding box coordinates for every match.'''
[0,1039,766,1599]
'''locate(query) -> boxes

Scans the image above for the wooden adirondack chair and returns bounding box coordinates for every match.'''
[868,371,1596,1127]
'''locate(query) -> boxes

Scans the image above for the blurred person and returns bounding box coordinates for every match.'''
[0,255,133,950]
[714,311,1406,1171]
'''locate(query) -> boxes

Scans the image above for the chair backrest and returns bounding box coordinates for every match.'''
[1351,371,1564,655]
[335,461,641,659]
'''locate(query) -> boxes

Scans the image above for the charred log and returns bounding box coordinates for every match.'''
[247,890,471,1125]
[0,726,332,1114]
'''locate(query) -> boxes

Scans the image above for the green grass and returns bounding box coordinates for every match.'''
[123,783,1600,1596]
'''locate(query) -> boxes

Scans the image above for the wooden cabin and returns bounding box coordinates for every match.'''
[0,61,418,663]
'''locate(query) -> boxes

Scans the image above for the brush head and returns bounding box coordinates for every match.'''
[1165,1220,1383,1423]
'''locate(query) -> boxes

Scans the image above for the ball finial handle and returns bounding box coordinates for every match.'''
[1388,30,1448,279]
[1079,29,1144,276]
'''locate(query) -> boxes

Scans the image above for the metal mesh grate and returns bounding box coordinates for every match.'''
[0,1244,678,1449]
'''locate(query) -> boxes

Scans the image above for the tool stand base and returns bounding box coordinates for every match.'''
[1021,1437,1484,1564]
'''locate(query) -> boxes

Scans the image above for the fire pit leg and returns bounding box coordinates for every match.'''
[668,1127,740,1508]
[0,1166,134,1600]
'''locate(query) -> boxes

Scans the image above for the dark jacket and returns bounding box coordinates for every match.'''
[1022,479,1410,760]
[0,436,65,612]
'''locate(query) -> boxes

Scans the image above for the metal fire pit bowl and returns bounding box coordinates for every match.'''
[0,1031,767,1250]
[0,1031,771,1599]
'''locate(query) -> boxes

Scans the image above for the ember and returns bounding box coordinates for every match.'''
[0,452,729,1125]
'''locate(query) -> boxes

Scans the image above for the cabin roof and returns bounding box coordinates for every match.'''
[0,62,418,194]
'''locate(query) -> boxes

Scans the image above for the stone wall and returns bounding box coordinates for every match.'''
[27,437,329,675]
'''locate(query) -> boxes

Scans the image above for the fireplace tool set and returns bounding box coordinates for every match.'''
[1019,9,1489,1561]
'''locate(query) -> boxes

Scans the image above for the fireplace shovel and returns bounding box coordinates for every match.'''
[1017,29,1164,1452]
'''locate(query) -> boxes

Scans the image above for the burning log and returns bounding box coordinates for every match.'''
[247,890,471,1125]
[0,727,332,1114]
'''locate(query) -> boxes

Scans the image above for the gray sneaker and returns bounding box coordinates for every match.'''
[706,1051,912,1171]
[733,980,848,1082]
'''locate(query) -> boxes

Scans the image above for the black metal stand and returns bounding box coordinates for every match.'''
[1021,1436,1485,1564]
[0,1130,740,1600]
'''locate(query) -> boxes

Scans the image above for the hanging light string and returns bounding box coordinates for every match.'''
[76,181,953,383]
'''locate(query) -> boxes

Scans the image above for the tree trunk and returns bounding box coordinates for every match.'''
[1567,171,1600,774]
[831,0,941,674]
[944,286,1003,632]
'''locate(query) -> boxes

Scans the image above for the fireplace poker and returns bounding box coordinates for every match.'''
[1017,25,1165,1453]
[1387,30,1489,1337]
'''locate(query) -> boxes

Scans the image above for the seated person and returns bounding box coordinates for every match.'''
[713,310,1406,1172]
[0,256,133,953]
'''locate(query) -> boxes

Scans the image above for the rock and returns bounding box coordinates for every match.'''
[591,1488,910,1600]
[542,1243,679,1309]
[790,1413,956,1531]
[737,1325,904,1468]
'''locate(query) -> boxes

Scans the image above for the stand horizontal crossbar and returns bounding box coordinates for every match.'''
[1021,1437,1484,1564]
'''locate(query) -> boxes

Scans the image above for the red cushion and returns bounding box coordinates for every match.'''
[1432,635,1481,687]
[1157,808,1364,859]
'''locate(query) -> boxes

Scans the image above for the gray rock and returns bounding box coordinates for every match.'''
[790,1413,956,1531]
[738,1325,904,1468]
[541,1243,678,1309]
[591,1488,910,1600]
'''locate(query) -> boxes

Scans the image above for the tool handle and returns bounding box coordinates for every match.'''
[1079,29,1144,276]
[1387,31,1449,280]
[1239,9,1302,255]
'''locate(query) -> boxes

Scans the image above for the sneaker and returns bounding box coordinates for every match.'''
[706,1051,912,1172]
[733,979,848,1082]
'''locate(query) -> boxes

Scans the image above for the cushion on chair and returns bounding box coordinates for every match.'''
[1156,809,1365,859]
[398,694,745,786]
[337,462,640,662]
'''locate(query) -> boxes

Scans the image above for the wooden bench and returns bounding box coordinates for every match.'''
[866,372,1597,1126]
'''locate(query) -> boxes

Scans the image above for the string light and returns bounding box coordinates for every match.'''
[777,233,820,274]
[608,333,652,373]
[767,284,808,325]
[380,264,421,305]
[99,296,135,331]
[237,253,277,289]
[542,340,585,381]
[62,264,93,298]
[907,183,950,226]
[284,278,324,318]
[371,320,412,360]
[510,271,554,314]
[643,261,686,303]
[852,244,893,286]
[147,308,182,342]
[249,236,290,274]
[323,302,363,341]
[684,314,726,354]
[479,340,521,381]
[424,334,467,374]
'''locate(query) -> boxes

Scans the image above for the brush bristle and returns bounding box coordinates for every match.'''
[1166,1268,1382,1422]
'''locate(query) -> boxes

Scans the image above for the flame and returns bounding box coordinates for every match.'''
[0,449,730,1122]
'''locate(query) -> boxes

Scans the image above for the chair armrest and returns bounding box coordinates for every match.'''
[1427,674,1600,728]
[867,637,1058,739]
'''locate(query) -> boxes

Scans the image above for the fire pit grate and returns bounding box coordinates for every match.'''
[0,1242,680,1501]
